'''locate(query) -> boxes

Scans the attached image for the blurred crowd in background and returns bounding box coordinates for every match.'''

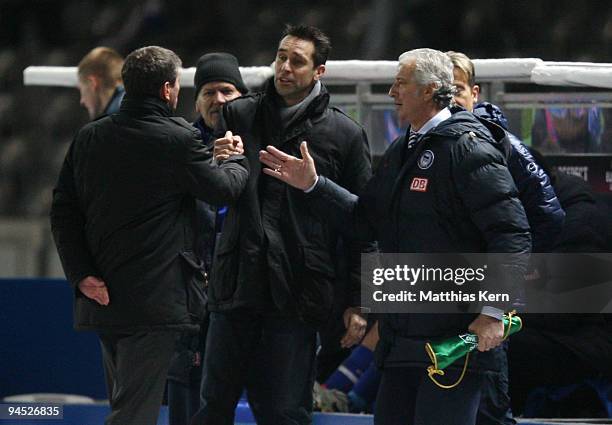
[2,0,612,217]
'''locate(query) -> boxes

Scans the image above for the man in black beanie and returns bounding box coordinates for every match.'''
[193,53,248,136]
[166,52,247,425]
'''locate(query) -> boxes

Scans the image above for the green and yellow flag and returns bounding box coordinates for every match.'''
[425,312,522,389]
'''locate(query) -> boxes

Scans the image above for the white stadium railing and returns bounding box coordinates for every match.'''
[22,59,612,89]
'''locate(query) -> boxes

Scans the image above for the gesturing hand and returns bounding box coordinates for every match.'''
[78,276,110,306]
[259,141,318,190]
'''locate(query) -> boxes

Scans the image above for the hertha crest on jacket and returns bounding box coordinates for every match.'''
[417,150,435,169]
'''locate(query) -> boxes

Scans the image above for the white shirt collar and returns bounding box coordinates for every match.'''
[412,108,451,135]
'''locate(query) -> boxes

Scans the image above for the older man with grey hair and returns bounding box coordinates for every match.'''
[259,47,531,424]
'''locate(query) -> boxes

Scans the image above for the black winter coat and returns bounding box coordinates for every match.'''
[511,172,612,378]
[50,96,249,333]
[309,108,531,368]
[552,172,609,252]
[208,81,372,326]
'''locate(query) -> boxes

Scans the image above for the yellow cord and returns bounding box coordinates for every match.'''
[427,310,520,389]
[426,352,470,389]
[502,310,517,341]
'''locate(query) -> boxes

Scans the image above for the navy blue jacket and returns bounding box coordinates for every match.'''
[102,86,125,117]
[308,108,531,368]
[473,102,565,252]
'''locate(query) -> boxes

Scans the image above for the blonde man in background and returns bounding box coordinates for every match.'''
[77,47,125,120]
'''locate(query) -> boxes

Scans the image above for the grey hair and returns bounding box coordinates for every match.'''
[398,48,455,108]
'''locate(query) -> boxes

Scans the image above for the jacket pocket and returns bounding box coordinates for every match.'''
[179,251,208,322]
[209,249,239,303]
[297,246,336,326]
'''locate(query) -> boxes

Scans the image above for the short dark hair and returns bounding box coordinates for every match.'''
[121,46,182,97]
[281,24,331,67]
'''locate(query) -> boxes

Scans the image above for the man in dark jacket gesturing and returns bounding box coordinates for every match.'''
[50,46,249,425]
[194,25,372,425]
[260,48,531,425]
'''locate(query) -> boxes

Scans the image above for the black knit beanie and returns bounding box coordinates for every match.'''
[194,53,248,99]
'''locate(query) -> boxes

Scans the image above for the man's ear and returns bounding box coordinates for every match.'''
[160,81,171,102]
[313,64,326,81]
[472,84,480,104]
[423,83,435,102]
[86,75,100,91]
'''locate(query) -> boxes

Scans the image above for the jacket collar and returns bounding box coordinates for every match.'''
[262,77,330,119]
[427,106,491,139]
[260,77,330,148]
[102,86,125,116]
[119,94,173,117]
[410,107,451,135]
[437,106,510,158]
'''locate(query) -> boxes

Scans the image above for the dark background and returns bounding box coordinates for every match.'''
[2,0,612,216]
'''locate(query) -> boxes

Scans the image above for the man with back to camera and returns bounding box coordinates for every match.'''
[166,52,247,425]
[77,46,125,120]
[192,24,373,425]
[259,48,531,425]
[50,45,249,425]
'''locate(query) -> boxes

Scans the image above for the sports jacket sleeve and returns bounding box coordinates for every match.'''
[507,134,565,252]
[338,127,376,307]
[175,129,249,206]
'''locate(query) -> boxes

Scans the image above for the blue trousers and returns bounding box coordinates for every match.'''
[192,311,317,425]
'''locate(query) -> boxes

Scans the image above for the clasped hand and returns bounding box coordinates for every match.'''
[213,131,244,161]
